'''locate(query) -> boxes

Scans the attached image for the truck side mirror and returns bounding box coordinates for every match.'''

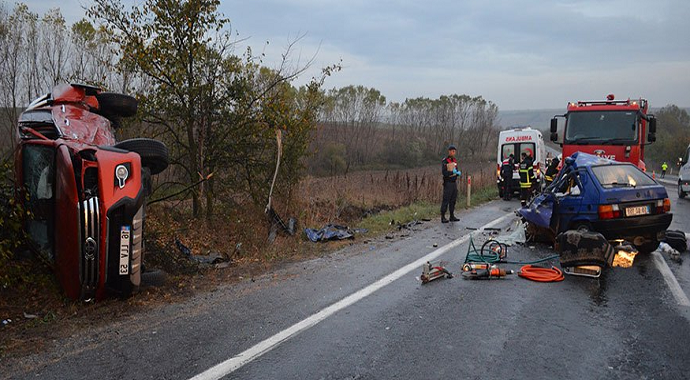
[550,118,558,133]
[648,133,656,142]
[648,117,657,134]
[550,132,558,142]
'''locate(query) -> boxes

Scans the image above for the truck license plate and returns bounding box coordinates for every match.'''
[625,205,649,217]
[119,226,131,275]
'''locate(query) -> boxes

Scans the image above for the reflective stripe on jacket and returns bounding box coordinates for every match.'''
[519,160,534,188]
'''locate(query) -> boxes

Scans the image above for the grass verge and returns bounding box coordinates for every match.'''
[356,185,498,236]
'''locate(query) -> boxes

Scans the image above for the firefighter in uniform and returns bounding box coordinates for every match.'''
[519,152,534,207]
[441,145,461,223]
[544,156,560,187]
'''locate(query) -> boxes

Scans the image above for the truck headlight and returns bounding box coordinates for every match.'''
[115,164,129,189]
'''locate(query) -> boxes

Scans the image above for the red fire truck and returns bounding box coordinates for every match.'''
[549,94,657,170]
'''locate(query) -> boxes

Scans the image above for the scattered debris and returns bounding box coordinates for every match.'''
[304,224,365,242]
[174,238,229,265]
[23,312,38,319]
[662,230,687,253]
[494,221,526,246]
[397,220,423,230]
[174,238,191,256]
[2,319,11,327]
[267,207,297,236]
[658,242,681,262]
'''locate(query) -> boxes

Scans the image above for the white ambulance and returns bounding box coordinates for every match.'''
[496,127,546,198]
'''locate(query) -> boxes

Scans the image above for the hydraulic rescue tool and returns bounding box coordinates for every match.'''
[420,261,453,284]
[461,266,515,280]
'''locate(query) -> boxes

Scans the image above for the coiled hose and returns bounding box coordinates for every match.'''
[464,239,563,282]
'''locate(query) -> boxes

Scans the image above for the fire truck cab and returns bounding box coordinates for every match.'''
[550,94,657,171]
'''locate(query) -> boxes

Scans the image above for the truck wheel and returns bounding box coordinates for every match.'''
[664,230,688,252]
[141,269,167,287]
[679,182,687,199]
[115,138,169,175]
[96,92,138,118]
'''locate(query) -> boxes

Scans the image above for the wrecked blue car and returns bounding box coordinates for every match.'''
[519,152,672,248]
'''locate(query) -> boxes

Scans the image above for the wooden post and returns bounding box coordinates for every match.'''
[467,175,472,207]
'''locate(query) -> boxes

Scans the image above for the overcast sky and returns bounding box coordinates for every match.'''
[20,0,690,110]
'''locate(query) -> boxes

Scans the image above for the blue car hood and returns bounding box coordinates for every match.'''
[518,192,554,230]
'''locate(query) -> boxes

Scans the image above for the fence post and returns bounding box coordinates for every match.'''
[467,175,472,208]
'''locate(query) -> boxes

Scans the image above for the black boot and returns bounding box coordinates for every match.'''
[441,214,449,223]
[450,215,459,222]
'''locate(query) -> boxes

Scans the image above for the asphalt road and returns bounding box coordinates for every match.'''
[3,190,690,380]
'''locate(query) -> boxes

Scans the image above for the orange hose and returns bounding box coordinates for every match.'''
[518,265,564,282]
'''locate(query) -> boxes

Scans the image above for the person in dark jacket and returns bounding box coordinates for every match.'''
[500,157,513,200]
[544,156,560,187]
[441,145,461,223]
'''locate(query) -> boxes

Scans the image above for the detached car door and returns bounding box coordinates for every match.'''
[553,170,591,232]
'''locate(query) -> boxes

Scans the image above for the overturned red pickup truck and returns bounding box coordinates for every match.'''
[15,83,168,301]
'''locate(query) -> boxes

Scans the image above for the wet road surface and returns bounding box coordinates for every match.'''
[3,194,690,380]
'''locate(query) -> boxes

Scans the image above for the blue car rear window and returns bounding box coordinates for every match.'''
[591,164,655,188]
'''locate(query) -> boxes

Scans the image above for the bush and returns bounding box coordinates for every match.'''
[0,158,29,288]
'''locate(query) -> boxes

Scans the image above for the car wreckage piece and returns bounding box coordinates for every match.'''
[15,83,169,301]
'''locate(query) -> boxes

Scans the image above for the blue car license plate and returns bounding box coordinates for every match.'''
[625,205,649,217]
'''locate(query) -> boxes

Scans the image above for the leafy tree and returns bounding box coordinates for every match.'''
[647,105,690,168]
[89,0,337,219]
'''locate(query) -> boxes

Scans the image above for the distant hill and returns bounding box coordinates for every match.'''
[497,109,560,131]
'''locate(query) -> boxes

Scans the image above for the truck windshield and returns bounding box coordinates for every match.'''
[565,111,638,144]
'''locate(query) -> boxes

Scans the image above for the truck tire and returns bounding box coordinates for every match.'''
[663,230,688,252]
[115,138,169,175]
[679,181,687,199]
[141,269,167,287]
[96,92,138,118]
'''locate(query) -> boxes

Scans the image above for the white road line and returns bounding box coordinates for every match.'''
[651,251,690,307]
[657,178,676,186]
[188,212,515,380]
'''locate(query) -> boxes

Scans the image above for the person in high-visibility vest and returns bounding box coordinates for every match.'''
[661,162,668,178]
[519,152,534,207]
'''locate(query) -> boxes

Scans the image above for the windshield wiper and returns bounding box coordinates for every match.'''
[600,138,634,144]
[568,137,602,145]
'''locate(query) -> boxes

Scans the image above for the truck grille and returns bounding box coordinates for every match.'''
[130,205,144,287]
[80,197,100,300]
